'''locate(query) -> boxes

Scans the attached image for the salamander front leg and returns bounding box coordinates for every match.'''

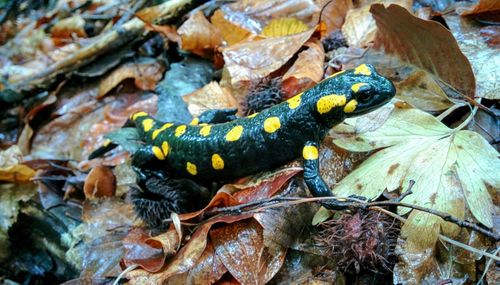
[302,141,350,210]
[197,108,238,124]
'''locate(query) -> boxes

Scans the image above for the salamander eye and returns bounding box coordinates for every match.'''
[357,91,373,103]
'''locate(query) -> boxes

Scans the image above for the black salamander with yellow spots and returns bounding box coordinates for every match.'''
[91,64,396,209]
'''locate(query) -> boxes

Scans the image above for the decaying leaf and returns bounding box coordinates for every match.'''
[222,28,315,86]
[317,0,353,34]
[371,4,476,98]
[210,219,286,284]
[178,11,222,56]
[444,14,500,99]
[396,69,454,112]
[341,1,412,47]
[123,227,180,272]
[98,58,165,98]
[282,39,325,97]
[210,10,255,46]
[183,81,239,117]
[457,0,500,16]
[321,105,500,251]
[50,15,87,45]
[83,166,116,199]
[0,145,36,183]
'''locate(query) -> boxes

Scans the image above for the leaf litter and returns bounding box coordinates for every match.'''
[0,0,498,284]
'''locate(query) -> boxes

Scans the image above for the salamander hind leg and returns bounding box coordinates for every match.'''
[302,141,353,210]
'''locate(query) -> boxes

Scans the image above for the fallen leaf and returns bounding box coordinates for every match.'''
[282,39,325,97]
[127,214,253,284]
[223,28,315,86]
[371,3,476,98]
[83,165,116,199]
[0,146,36,183]
[165,241,227,284]
[316,0,353,34]
[444,14,499,99]
[178,11,222,56]
[210,218,286,284]
[183,81,239,117]
[210,10,255,46]
[50,15,87,45]
[457,0,500,16]
[325,106,500,250]
[98,58,165,98]
[123,227,180,272]
[261,17,310,37]
[396,69,454,111]
[341,1,412,47]
[224,0,319,28]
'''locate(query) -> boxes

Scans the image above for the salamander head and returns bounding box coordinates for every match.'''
[308,64,396,127]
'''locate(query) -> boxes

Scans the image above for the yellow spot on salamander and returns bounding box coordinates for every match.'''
[316,95,346,114]
[161,141,169,157]
[354,64,372,76]
[226,125,243,142]
[152,146,165,160]
[211,154,224,170]
[247,112,259,118]
[190,118,199,125]
[142,119,154,132]
[344,100,358,113]
[263,117,281,133]
[103,139,112,147]
[131,111,148,121]
[175,125,187,137]
[152,123,174,139]
[200,125,211,136]
[351,83,368,93]
[186,162,197,175]
[302,145,318,160]
[287,93,302,109]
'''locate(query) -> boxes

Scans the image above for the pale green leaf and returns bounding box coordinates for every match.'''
[322,106,500,250]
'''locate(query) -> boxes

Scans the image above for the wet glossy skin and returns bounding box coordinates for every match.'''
[93,64,396,205]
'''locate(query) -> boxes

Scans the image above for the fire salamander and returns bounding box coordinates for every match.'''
[90,64,396,208]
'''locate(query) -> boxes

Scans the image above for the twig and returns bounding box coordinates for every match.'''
[4,0,196,100]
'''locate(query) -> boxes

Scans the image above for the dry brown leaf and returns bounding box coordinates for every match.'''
[225,0,319,27]
[457,0,500,16]
[83,165,116,199]
[98,59,165,98]
[178,11,222,56]
[282,39,325,97]
[0,146,35,183]
[183,82,239,117]
[223,28,315,86]
[396,69,454,111]
[210,10,255,46]
[371,4,476,97]
[341,1,412,47]
[316,0,353,34]
[127,214,252,284]
[50,15,87,44]
[210,219,286,284]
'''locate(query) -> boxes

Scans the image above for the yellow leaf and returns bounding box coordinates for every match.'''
[261,17,309,37]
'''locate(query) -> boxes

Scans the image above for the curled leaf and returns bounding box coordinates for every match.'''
[83,166,116,199]
[178,11,222,56]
